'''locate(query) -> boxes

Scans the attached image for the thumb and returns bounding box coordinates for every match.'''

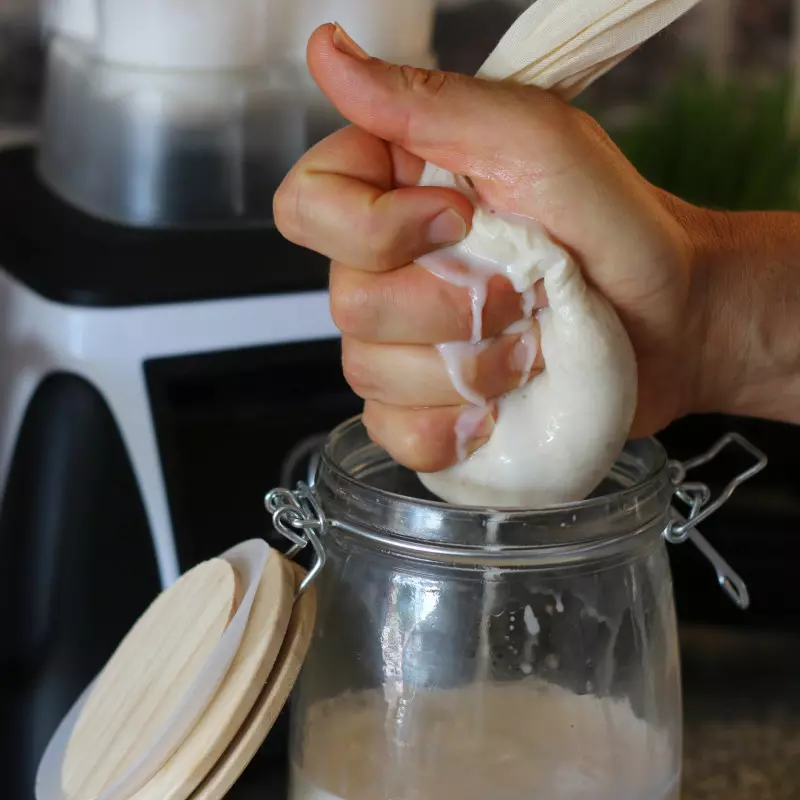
[307,23,566,179]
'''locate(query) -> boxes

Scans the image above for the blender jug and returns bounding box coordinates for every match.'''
[38,0,305,228]
[37,0,440,229]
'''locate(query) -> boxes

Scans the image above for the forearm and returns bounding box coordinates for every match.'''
[688,207,800,424]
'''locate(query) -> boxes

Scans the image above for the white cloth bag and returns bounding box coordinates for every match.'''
[417,0,704,507]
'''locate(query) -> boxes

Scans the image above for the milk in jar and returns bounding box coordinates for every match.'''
[279,421,686,800]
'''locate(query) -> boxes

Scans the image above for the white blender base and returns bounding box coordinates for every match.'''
[0,266,337,587]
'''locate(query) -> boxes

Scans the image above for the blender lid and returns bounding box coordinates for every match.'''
[35,540,316,800]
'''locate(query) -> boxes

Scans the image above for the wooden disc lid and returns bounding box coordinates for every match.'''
[35,540,316,800]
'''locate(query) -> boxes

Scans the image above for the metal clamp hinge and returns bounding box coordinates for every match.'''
[265,482,327,596]
[665,432,767,610]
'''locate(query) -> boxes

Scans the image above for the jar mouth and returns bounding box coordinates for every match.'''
[315,417,673,551]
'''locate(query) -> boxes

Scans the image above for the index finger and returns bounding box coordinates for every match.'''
[274,126,473,273]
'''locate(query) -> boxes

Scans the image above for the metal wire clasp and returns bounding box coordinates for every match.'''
[664,432,767,610]
[265,482,327,596]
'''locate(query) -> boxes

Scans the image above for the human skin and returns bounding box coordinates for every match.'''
[274,24,800,473]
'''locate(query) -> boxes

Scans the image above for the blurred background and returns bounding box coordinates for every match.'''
[3,1,800,226]
[3,1,800,207]
[0,0,40,141]
[0,1,799,798]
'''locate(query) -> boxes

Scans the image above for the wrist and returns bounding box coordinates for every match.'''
[681,204,800,423]
[681,205,738,416]
[651,194,729,420]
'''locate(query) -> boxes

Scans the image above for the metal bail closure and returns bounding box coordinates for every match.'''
[664,432,768,610]
[265,482,328,597]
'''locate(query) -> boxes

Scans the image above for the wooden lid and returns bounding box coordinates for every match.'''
[191,561,317,800]
[36,541,316,800]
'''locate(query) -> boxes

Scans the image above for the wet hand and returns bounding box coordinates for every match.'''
[274,24,699,472]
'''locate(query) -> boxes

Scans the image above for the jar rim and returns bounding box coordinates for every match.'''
[315,417,673,552]
[322,417,669,512]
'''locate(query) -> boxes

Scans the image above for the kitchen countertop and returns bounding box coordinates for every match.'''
[226,624,800,800]
[680,625,800,800]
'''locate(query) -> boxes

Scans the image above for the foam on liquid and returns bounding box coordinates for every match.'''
[289,681,679,800]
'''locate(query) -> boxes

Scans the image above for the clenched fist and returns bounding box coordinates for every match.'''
[275,24,707,472]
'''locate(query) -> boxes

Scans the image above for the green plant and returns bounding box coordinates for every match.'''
[597,69,800,212]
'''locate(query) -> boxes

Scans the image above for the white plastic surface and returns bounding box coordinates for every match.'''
[289,0,437,65]
[37,37,307,228]
[43,0,98,42]
[0,265,337,590]
[43,0,440,68]
[96,0,285,69]
[35,540,271,800]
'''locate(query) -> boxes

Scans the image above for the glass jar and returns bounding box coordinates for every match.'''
[267,417,765,800]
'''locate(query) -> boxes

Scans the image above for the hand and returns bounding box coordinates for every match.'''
[274,24,703,472]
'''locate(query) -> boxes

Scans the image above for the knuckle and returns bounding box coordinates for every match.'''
[398,415,451,473]
[340,340,375,398]
[364,213,405,271]
[427,272,473,340]
[528,89,580,140]
[535,87,575,123]
[386,65,456,151]
[571,106,605,136]
[362,404,452,472]
[329,276,376,338]
[451,290,476,340]
[271,178,297,240]
[569,107,617,153]
[273,167,314,246]
[398,65,451,99]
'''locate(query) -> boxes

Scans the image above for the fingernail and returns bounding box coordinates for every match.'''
[428,209,467,246]
[332,23,370,60]
[464,410,496,458]
[510,334,537,372]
